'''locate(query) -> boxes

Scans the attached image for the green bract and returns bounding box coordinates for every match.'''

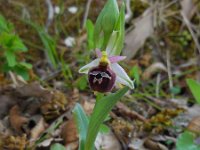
[106,3,125,56]
[94,0,121,51]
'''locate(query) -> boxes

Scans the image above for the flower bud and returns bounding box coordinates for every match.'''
[88,65,116,93]
[94,0,119,49]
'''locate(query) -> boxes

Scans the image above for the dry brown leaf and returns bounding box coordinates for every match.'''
[187,116,200,134]
[37,138,54,147]
[30,117,47,141]
[111,118,133,148]
[0,73,9,86]
[61,118,78,145]
[143,138,168,150]
[128,138,147,150]
[16,82,53,101]
[0,94,17,119]
[115,102,147,122]
[95,131,122,150]
[65,141,78,150]
[142,62,167,80]
[9,105,28,133]
[181,0,196,19]
[41,90,68,120]
[124,7,154,59]
[1,134,27,150]
[139,53,152,67]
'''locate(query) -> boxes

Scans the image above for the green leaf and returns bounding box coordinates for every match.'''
[50,143,66,150]
[105,3,125,56]
[170,86,181,95]
[130,66,140,85]
[5,50,16,67]
[95,92,105,101]
[93,0,119,50]
[0,32,27,52]
[99,124,110,133]
[0,14,13,33]
[86,20,94,51]
[112,3,125,55]
[176,131,200,150]
[14,65,30,80]
[73,103,89,150]
[18,62,32,69]
[11,35,27,52]
[0,32,14,48]
[85,87,129,150]
[75,76,88,90]
[106,31,118,54]
[2,63,11,72]
[186,79,200,104]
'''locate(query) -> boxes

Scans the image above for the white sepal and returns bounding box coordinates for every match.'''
[79,58,100,74]
[111,63,134,89]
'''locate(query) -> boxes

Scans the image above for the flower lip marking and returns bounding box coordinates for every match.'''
[90,71,111,84]
[88,65,116,93]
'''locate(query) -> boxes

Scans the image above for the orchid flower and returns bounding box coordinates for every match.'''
[79,49,134,92]
[78,0,134,93]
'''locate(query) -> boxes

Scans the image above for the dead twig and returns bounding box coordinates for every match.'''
[115,102,147,122]
[166,50,173,98]
[156,73,161,98]
[125,0,132,22]
[45,0,54,32]
[82,0,93,28]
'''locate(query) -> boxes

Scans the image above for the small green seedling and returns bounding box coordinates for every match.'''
[0,14,32,80]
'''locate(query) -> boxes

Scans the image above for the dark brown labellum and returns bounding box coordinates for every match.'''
[88,65,116,93]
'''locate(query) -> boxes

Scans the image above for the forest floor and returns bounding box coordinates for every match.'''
[0,0,200,150]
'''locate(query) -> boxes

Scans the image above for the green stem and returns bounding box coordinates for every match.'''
[84,87,129,150]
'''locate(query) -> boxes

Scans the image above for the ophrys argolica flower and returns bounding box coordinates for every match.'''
[79,49,134,93]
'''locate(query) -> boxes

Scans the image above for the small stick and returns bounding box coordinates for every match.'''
[45,0,54,32]
[9,71,18,87]
[82,0,93,28]
[166,50,173,97]
[125,0,132,22]
[156,73,161,98]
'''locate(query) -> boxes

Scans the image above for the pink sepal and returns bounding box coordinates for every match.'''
[109,56,126,63]
[95,49,126,63]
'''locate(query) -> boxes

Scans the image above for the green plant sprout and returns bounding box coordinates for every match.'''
[28,22,59,69]
[0,14,32,80]
[73,0,134,150]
